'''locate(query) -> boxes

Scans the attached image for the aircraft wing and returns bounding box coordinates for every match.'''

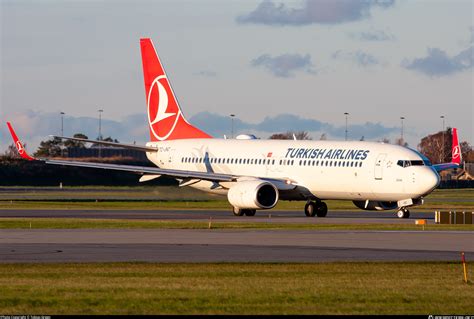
[6,122,297,189]
[44,158,235,182]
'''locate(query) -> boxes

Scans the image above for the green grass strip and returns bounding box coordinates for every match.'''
[1,218,473,231]
[0,262,472,314]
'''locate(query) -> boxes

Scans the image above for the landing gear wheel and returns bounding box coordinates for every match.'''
[397,209,410,219]
[233,207,244,216]
[244,209,256,216]
[304,202,316,217]
[316,202,328,217]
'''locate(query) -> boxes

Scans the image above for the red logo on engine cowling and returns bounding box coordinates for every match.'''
[147,75,181,141]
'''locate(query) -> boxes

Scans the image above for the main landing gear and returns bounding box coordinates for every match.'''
[397,208,410,219]
[233,207,256,216]
[304,201,328,217]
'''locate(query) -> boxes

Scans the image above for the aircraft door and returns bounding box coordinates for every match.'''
[374,153,387,180]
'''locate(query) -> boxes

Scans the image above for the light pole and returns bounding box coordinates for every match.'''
[98,109,103,158]
[440,115,445,162]
[400,116,405,143]
[230,114,235,138]
[60,112,65,157]
[344,112,349,141]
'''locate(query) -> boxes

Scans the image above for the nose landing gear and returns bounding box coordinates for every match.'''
[304,201,328,217]
[397,208,410,219]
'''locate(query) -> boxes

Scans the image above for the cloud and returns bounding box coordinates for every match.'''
[0,110,149,153]
[0,110,402,153]
[251,53,316,77]
[402,46,473,77]
[237,0,395,26]
[332,50,383,67]
[189,112,397,140]
[349,28,396,41]
[194,70,217,77]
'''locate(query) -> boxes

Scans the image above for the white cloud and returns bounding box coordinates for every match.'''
[237,0,395,26]
[251,53,316,77]
[332,50,384,67]
[402,46,473,77]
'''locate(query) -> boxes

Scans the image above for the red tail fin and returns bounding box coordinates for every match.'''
[451,127,461,165]
[140,38,211,142]
[6,122,35,161]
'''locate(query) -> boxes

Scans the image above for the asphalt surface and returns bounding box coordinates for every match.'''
[1,228,472,263]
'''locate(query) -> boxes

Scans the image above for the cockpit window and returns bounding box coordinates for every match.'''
[397,160,409,168]
[397,160,428,168]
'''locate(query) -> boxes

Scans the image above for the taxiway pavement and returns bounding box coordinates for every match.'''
[1,228,472,263]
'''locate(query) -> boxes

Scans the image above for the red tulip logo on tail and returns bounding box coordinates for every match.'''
[147,75,181,141]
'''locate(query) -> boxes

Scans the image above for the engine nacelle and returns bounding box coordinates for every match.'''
[353,200,398,211]
[227,180,279,209]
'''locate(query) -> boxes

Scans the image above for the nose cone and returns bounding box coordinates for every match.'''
[422,169,440,195]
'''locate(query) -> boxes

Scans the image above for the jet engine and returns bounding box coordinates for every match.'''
[353,200,398,211]
[227,180,279,209]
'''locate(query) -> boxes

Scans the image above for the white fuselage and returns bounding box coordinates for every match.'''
[145,139,440,202]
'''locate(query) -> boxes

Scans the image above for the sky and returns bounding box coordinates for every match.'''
[1,0,473,154]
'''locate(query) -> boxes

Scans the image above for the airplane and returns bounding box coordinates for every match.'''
[6,38,462,219]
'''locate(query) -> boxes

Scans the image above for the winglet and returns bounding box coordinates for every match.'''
[6,122,35,161]
[451,127,461,165]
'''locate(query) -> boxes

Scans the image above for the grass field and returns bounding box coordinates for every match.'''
[0,187,473,211]
[1,217,473,231]
[0,262,472,315]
